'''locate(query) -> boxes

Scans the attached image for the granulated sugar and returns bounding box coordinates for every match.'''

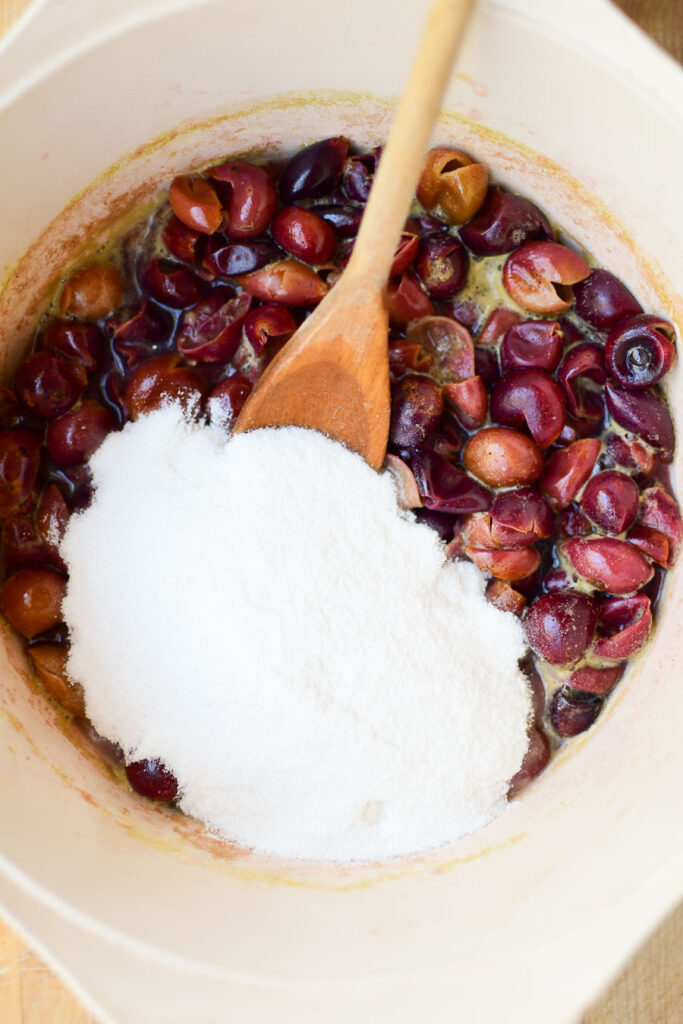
[61,405,532,862]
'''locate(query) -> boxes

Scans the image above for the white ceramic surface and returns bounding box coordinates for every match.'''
[0,2,681,1023]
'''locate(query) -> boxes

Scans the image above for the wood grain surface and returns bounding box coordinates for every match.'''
[0,0,681,1022]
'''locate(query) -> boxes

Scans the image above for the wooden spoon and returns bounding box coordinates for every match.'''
[234,0,475,469]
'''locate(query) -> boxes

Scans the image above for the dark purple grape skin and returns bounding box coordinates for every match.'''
[45,462,94,511]
[208,160,277,240]
[414,233,468,299]
[491,486,553,536]
[45,401,116,467]
[28,623,70,647]
[0,387,35,432]
[15,353,87,421]
[508,727,550,795]
[640,564,665,606]
[406,213,444,235]
[125,758,179,801]
[271,206,336,264]
[342,148,381,202]
[500,320,563,373]
[605,382,675,456]
[519,652,546,719]
[550,688,602,737]
[107,300,173,347]
[490,368,566,448]
[604,314,676,390]
[97,369,128,427]
[573,269,642,330]
[514,571,542,601]
[143,259,205,309]
[389,374,444,448]
[42,319,106,373]
[310,202,363,238]
[444,300,481,333]
[427,420,463,462]
[557,343,606,422]
[580,470,639,534]
[176,289,250,363]
[555,504,592,538]
[162,214,201,262]
[0,516,47,571]
[474,346,500,389]
[342,157,372,202]
[203,237,282,277]
[557,317,584,345]
[278,137,349,204]
[410,447,492,514]
[523,591,598,664]
[414,507,458,541]
[458,187,553,256]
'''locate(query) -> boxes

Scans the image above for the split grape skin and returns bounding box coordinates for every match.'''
[0,137,678,808]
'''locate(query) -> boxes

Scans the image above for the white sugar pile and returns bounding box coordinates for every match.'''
[61,405,532,862]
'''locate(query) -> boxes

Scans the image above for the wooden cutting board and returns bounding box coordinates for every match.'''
[0,1,681,1021]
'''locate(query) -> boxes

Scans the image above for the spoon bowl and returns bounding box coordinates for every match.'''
[234,268,390,467]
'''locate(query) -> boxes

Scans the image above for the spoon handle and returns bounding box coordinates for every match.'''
[345,0,475,289]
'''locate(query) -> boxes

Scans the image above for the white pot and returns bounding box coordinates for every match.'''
[0,2,681,1022]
